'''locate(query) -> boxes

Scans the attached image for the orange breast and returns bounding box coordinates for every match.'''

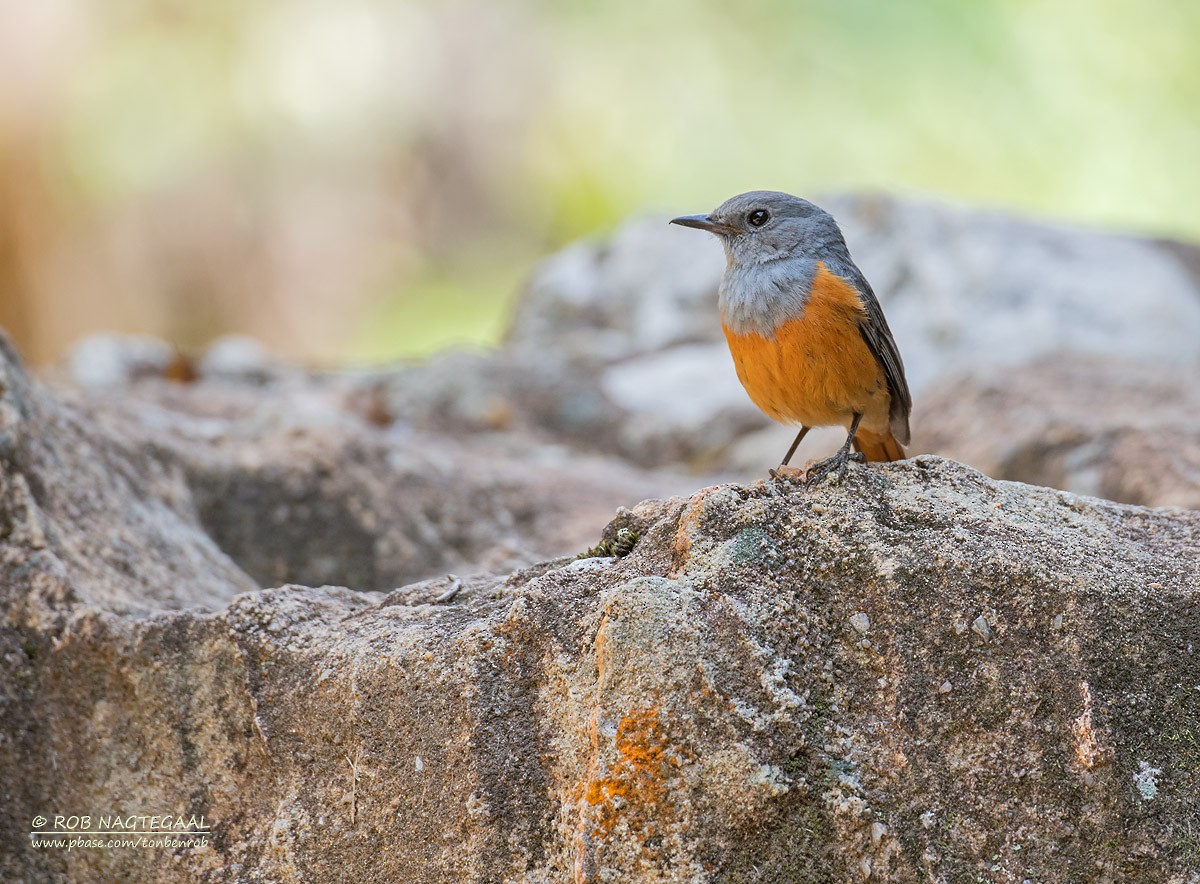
[723,265,888,428]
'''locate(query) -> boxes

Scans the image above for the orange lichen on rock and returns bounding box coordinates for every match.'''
[574,620,684,852]
[572,698,687,877]
[584,705,674,823]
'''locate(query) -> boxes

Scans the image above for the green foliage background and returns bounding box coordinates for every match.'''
[2,0,1198,362]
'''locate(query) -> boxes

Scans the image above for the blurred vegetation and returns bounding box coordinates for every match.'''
[1,0,1198,365]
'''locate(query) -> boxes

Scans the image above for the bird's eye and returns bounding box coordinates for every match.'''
[747,209,770,227]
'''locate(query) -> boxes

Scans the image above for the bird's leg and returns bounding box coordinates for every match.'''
[769,426,812,480]
[805,413,866,486]
[780,426,811,467]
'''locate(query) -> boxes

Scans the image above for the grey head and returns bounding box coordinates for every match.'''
[670,190,854,336]
[670,190,850,269]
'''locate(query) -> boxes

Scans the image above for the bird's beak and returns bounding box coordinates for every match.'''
[669,214,740,236]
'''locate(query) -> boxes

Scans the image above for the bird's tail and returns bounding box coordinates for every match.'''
[853,427,906,463]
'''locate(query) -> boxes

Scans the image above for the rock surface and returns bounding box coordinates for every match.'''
[3,365,1199,879]
[5,194,1200,881]
[47,355,692,598]
[0,335,256,616]
[916,356,1200,511]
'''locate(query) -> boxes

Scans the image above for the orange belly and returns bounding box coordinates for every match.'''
[723,266,889,429]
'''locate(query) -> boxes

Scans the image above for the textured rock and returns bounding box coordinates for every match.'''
[4,422,1199,880]
[46,350,690,595]
[0,335,254,616]
[916,356,1200,509]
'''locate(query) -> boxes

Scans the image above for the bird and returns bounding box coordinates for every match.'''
[670,191,911,484]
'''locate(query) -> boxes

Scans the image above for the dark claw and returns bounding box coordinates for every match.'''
[804,450,865,487]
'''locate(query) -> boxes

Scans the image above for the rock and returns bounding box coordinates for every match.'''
[4,324,1200,880]
[196,335,283,384]
[915,355,1200,509]
[598,342,765,468]
[363,347,627,451]
[43,360,690,595]
[172,426,682,592]
[65,333,177,389]
[506,216,727,364]
[970,614,993,642]
[0,335,255,616]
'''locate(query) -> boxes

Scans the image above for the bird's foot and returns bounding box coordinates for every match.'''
[804,450,865,487]
[768,464,808,482]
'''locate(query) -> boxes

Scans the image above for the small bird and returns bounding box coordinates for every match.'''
[671,191,911,483]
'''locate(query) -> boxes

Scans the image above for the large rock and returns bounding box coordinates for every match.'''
[46,349,691,595]
[3,412,1199,879]
[916,356,1200,510]
[4,331,1200,879]
[0,335,255,617]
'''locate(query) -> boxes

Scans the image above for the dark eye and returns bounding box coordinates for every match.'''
[747,209,770,227]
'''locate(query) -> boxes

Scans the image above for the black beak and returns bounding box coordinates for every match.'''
[670,214,740,236]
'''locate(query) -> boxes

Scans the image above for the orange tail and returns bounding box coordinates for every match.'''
[853,428,906,463]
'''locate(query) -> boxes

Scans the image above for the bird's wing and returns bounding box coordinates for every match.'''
[846,267,912,444]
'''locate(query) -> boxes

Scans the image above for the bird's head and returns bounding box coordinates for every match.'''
[670,190,846,267]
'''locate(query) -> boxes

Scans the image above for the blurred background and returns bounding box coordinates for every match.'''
[1,0,1198,368]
